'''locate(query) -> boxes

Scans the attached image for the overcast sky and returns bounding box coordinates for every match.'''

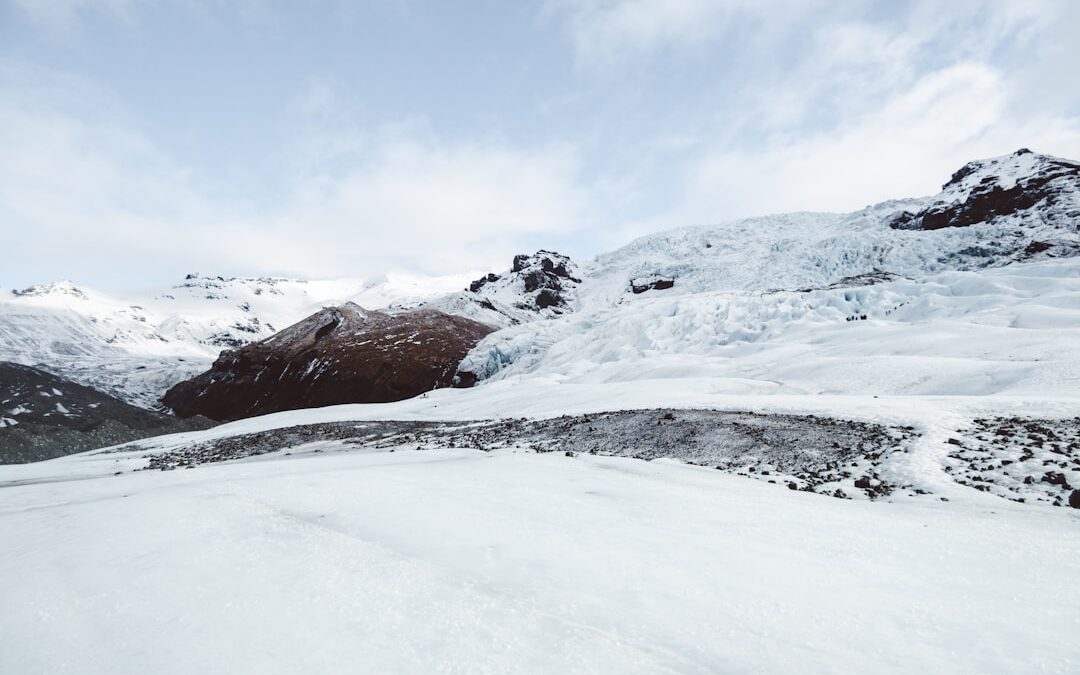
[2,0,1078,291]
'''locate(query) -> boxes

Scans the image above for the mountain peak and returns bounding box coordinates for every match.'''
[466,250,581,315]
[890,149,1080,232]
[11,281,87,300]
[163,302,495,420]
[941,148,1079,196]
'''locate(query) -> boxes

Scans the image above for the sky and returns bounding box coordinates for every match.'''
[2,0,1079,291]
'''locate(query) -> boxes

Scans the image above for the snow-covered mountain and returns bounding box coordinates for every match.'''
[3,150,1077,413]
[0,266,521,409]
[0,275,379,408]
[457,150,1080,393]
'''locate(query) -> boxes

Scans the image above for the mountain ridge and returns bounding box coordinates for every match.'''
[3,149,1077,413]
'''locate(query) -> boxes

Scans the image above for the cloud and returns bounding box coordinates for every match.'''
[549,0,829,67]
[3,1,1077,290]
[0,65,588,289]
[619,62,1080,239]
[248,137,586,277]
[562,0,1080,241]
[551,0,1061,69]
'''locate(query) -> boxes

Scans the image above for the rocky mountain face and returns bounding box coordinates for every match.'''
[163,303,496,421]
[498,250,580,310]
[0,275,356,410]
[0,362,214,463]
[414,250,582,328]
[5,149,1078,422]
[0,253,579,410]
[889,149,1080,256]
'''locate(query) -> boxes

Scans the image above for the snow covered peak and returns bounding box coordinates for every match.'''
[940,148,1074,197]
[581,150,1080,301]
[169,274,298,298]
[468,250,582,314]
[889,149,1080,232]
[403,250,584,329]
[10,281,89,301]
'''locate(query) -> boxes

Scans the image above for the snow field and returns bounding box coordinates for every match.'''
[2,444,1078,674]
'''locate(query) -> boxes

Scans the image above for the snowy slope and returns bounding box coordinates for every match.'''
[1,388,1078,674]
[459,151,1080,394]
[459,259,1080,396]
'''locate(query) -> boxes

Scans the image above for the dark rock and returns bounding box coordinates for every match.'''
[467,250,580,314]
[535,289,561,309]
[806,270,900,292]
[854,476,872,489]
[453,371,479,388]
[1069,490,1080,509]
[1024,241,1053,256]
[163,303,495,421]
[468,273,500,293]
[0,362,214,463]
[630,275,675,294]
[1041,471,1071,488]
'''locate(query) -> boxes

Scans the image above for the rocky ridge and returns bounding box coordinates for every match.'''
[0,362,214,463]
[888,149,1080,260]
[163,303,496,421]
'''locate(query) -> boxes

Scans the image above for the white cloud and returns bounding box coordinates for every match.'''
[564,0,1080,239]
[551,0,1060,68]
[250,138,586,277]
[3,1,1078,290]
[631,62,1080,235]
[0,65,588,288]
[549,0,828,67]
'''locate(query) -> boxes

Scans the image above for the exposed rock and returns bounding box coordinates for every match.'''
[163,303,495,421]
[1042,471,1071,488]
[945,416,1080,507]
[888,150,1080,239]
[467,250,581,315]
[630,275,675,294]
[469,273,500,293]
[0,362,214,463]
[130,409,916,501]
[792,270,902,293]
